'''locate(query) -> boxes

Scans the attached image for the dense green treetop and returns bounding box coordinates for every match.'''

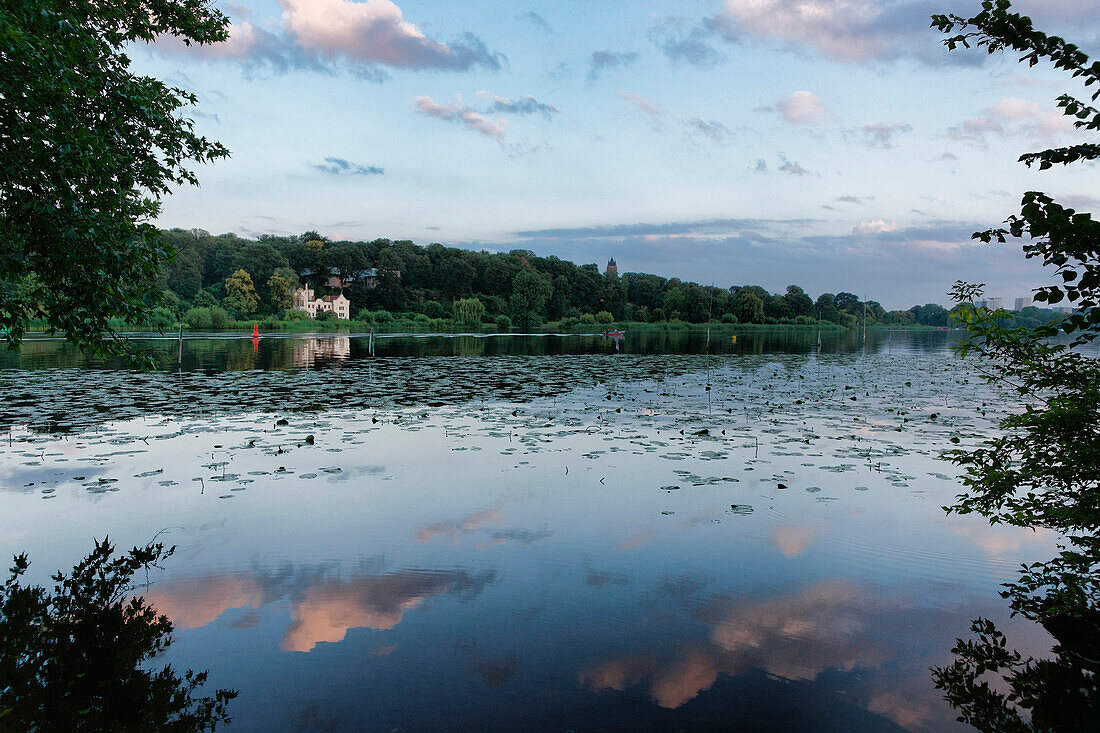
[0,0,229,365]
[147,227,1026,329]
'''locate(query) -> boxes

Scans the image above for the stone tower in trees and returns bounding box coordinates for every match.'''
[605,257,618,277]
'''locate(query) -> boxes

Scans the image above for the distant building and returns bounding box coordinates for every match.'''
[605,257,618,277]
[1014,296,1032,311]
[977,297,1003,310]
[291,285,350,319]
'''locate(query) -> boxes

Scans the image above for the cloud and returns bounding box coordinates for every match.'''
[587,49,638,83]
[776,91,828,125]
[769,525,817,557]
[156,0,502,76]
[1057,193,1100,210]
[477,91,558,119]
[861,122,912,149]
[854,219,901,234]
[576,580,984,724]
[948,97,1078,145]
[836,195,868,205]
[946,115,1005,145]
[614,528,656,552]
[619,91,666,129]
[778,155,808,176]
[620,92,731,144]
[417,507,502,542]
[283,0,501,70]
[283,569,493,651]
[705,0,964,65]
[414,94,506,140]
[987,97,1042,120]
[147,564,495,653]
[516,11,550,32]
[647,16,723,68]
[311,157,384,175]
[684,117,731,143]
[516,217,813,241]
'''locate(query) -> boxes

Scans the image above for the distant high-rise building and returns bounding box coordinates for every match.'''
[977,297,1003,310]
[1014,296,1032,311]
[605,257,618,277]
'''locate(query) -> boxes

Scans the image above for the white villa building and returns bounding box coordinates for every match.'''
[291,285,350,319]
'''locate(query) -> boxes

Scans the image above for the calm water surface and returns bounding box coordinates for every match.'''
[0,330,1058,731]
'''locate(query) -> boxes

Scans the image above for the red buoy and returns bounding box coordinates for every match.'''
[252,324,260,338]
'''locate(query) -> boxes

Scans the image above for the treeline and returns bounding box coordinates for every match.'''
[144,229,1041,330]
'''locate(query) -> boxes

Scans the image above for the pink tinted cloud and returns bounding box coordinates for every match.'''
[156,0,500,74]
[414,95,506,140]
[776,91,828,125]
[282,0,474,69]
[716,0,893,62]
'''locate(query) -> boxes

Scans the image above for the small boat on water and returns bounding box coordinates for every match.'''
[602,329,625,338]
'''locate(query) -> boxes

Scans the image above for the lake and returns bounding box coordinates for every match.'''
[0,330,1057,731]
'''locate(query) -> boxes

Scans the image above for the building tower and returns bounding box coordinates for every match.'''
[605,257,618,277]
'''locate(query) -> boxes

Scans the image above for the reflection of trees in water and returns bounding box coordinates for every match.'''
[934,613,1099,731]
[0,540,235,730]
[0,329,958,371]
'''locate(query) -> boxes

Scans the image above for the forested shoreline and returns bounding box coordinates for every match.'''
[104,228,1055,331]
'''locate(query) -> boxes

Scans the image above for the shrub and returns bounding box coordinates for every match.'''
[209,307,230,329]
[316,310,338,323]
[495,315,512,330]
[373,310,394,323]
[183,307,212,329]
[580,313,596,325]
[595,310,614,324]
[420,301,448,319]
[721,313,737,324]
[283,309,311,322]
[144,307,176,330]
[558,316,578,331]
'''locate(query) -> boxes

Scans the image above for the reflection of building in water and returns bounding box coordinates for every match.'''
[292,337,351,368]
[291,284,350,319]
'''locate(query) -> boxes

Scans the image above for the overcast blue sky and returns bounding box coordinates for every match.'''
[136,0,1100,308]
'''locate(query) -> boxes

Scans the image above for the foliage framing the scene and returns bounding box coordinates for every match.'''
[0,538,235,730]
[0,0,230,365]
[929,2,1100,729]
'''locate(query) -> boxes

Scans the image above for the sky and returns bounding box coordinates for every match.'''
[134,0,1100,309]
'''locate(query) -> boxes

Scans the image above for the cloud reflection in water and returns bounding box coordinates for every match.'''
[147,565,496,653]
